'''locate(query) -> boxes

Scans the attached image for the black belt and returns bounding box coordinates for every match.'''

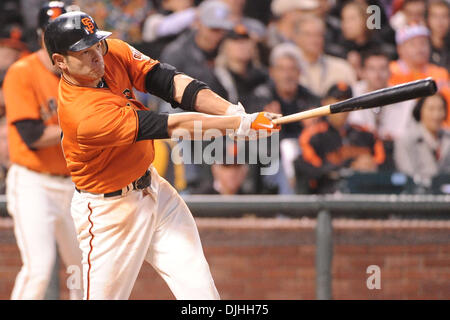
[75,170,151,198]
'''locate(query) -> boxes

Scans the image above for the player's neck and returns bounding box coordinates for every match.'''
[63,73,102,88]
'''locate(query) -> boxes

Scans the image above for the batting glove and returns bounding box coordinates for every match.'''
[232,112,281,140]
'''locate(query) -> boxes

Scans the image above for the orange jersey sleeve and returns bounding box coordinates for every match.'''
[106,39,159,93]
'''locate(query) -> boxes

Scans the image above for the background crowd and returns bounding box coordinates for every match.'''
[1,0,450,196]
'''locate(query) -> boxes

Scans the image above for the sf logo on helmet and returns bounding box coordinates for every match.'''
[81,17,95,34]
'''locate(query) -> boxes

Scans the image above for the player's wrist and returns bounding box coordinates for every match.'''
[225,102,246,116]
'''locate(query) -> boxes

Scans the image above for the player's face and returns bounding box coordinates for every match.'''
[64,42,105,85]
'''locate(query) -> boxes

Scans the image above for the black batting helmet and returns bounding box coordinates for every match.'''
[44,11,111,62]
[38,1,67,31]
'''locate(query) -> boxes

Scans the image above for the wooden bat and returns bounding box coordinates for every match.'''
[272,78,437,125]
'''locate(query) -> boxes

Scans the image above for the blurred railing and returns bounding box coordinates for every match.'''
[1,194,449,299]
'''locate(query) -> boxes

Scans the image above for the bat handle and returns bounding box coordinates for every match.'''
[272,105,331,125]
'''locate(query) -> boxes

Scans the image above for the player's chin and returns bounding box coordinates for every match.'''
[91,66,105,78]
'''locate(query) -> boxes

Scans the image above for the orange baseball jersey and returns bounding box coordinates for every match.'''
[58,39,160,193]
[3,52,69,175]
[389,60,449,88]
[389,60,450,128]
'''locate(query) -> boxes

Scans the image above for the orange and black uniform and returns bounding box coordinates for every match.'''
[4,52,69,175]
[58,39,169,194]
[294,120,385,193]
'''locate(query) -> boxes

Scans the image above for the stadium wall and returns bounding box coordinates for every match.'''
[0,217,449,300]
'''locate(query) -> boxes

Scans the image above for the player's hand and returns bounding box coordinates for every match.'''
[225,102,246,116]
[232,112,281,140]
[250,112,281,131]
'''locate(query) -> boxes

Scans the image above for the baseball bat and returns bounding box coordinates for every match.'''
[272,78,437,125]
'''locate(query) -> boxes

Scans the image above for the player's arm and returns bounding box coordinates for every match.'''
[121,40,244,116]
[171,74,243,115]
[144,63,245,116]
[13,120,61,149]
[136,110,280,141]
[77,103,280,151]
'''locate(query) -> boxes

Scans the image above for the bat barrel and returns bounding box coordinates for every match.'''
[329,78,437,114]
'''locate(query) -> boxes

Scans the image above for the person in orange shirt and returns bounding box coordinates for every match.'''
[44,11,280,299]
[3,2,83,300]
[389,24,450,126]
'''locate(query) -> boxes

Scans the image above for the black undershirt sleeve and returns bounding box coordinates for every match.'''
[136,110,170,141]
[144,62,210,112]
[14,119,45,150]
[145,62,180,105]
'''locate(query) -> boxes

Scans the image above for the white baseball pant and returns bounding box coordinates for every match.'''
[70,166,219,300]
[6,164,83,300]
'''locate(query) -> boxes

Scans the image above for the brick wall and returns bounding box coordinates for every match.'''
[1,217,449,300]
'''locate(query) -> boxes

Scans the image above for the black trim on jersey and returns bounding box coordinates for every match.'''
[14,119,45,150]
[136,110,170,141]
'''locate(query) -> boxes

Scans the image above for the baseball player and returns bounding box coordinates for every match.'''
[43,11,280,300]
[3,2,83,300]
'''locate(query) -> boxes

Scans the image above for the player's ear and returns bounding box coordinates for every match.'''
[52,53,66,69]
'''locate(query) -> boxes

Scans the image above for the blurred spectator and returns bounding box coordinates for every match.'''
[327,1,395,79]
[0,28,29,72]
[207,139,253,195]
[0,1,23,28]
[390,24,449,88]
[160,0,234,195]
[222,0,266,40]
[329,0,396,45]
[394,93,450,187]
[294,83,386,194]
[293,15,357,97]
[347,48,415,169]
[142,0,196,43]
[250,43,320,188]
[161,0,232,98]
[390,0,427,31]
[215,24,268,107]
[74,0,152,43]
[316,0,342,55]
[389,24,450,125]
[251,43,320,140]
[426,0,450,71]
[266,0,319,49]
